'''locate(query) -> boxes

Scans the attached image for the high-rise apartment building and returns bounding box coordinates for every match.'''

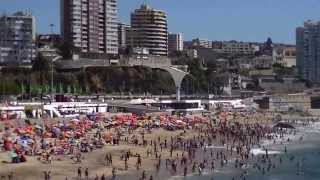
[168,33,183,53]
[130,4,168,56]
[0,12,36,64]
[296,21,320,83]
[61,0,118,56]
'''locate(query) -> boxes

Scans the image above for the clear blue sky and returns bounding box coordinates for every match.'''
[2,0,320,44]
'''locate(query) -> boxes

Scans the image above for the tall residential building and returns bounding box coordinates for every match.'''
[60,0,118,56]
[130,4,168,56]
[168,33,183,53]
[0,11,36,64]
[296,21,320,83]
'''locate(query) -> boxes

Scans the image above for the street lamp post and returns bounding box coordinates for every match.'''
[49,23,55,103]
[51,60,54,101]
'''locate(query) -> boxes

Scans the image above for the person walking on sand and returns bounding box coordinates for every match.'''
[137,155,142,170]
[141,170,146,180]
[43,171,51,180]
[77,167,82,179]
[105,153,109,165]
[184,166,188,177]
[112,167,117,179]
[110,154,113,165]
[211,161,215,171]
[43,171,47,180]
[47,171,51,180]
[125,156,128,170]
[85,168,89,180]
[94,175,99,180]
[101,174,105,180]
[198,165,202,176]
[7,172,13,180]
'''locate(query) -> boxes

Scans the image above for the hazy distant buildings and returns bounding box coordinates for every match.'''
[190,39,258,55]
[0,11,36,64]
[211,41,258,55]
[168,33,183,54]
[192,38,212,49]
[60,0,119,56]
[118,23,131,53]
[184,49,198,59]
[219,41,256,55]
[273,46,296,67]
[233,55,273,70]
[260,38,274,56]
[253,55,273,69]
[130,4,168,56]
[296,20,320,83]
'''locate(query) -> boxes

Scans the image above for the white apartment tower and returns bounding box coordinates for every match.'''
[61,0,118,56]
[130,4,168,56]
[296,20,320,83]
[168,33,183,53]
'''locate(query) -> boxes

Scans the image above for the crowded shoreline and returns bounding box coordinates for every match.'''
[0,109,317,180]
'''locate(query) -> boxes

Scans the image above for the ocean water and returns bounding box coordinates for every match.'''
[174,122,320,180]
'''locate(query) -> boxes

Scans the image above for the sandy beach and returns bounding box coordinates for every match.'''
[0,128,203,180]
[0,111,280,180]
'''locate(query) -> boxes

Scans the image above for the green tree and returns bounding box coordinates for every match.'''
[32,53,51,90]
[57,41,77,60]
[32,52,50,72]
[187,59,208,93]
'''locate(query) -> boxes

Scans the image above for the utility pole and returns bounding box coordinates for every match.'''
[51,60,54,101]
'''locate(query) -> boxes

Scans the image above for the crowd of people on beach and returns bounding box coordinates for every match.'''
[0,110,313,180]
